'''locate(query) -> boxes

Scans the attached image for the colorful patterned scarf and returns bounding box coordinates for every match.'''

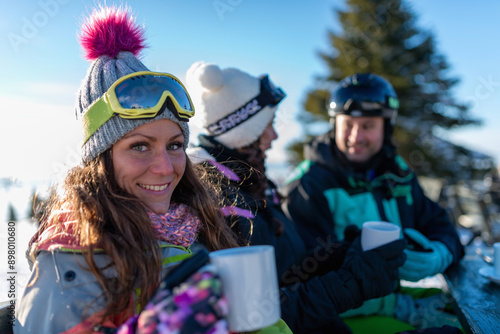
[148,202,201,247]
[32,203,200,253]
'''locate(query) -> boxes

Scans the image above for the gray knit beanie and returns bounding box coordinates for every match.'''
[76,6,189,162]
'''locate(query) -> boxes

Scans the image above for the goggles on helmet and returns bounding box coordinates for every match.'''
[328,80,399,124]
[206,75,285,136]
[329,98,398,118]
[82,71,195,144]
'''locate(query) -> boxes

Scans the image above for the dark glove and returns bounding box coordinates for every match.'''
[343,224,362,243]
[340,238,407,301]
[304,225,363,278]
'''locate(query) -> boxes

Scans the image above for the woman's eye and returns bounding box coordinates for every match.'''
[130,142,148,151]
[167,141,184,151]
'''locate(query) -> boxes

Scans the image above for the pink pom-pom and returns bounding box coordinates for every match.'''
[79,6,146,61]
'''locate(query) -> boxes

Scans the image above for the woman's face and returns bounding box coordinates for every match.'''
[111,119,186,214]
[259,118,278,156]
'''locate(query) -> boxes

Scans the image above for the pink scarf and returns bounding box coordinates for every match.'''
[33,203,200,251]
[148,202,200,247]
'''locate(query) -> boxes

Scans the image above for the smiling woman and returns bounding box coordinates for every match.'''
[13,6,239,334]
[111,120,187,214]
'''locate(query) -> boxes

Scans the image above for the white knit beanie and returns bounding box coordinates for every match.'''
[186,61,279,149]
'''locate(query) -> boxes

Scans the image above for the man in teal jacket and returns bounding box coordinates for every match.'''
[284,73,464,332]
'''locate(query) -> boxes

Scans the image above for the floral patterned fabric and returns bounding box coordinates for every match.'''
[116,265,229,334]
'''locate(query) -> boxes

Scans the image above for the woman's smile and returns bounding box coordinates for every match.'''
[112,119,186,214]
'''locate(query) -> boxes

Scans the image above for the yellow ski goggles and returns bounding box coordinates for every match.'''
[82,71,195,144]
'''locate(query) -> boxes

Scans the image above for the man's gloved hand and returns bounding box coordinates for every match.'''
[394,293,461,329]
[343,224,362,243]
[399,228,453,282]
[307,225,362,277]
[327,225,362,271]
[341,237,407,301]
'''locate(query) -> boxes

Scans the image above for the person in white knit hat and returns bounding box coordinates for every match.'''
[186,61,283,150]
[186,61,408,334]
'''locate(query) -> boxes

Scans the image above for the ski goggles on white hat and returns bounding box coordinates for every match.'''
[207,75,285,136]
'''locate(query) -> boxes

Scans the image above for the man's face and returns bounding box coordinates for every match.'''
[335,115,385,163]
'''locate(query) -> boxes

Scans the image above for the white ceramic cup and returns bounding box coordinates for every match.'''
[361,221,401,251]
[209,245,280,332]
[494,242,500,277]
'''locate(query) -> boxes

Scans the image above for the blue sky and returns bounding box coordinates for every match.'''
[1,0,500,182]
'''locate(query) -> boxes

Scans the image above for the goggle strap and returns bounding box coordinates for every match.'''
[82,96,114,145]
[206,76,284,137]
[206,91,276,137]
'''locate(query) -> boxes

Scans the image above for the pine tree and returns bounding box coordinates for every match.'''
[288,0,493,182]
[7,203,17,222]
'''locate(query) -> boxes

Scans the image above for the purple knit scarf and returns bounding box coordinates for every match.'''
[148,203,200,247]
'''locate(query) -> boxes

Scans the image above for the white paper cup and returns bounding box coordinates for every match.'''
[361,221,401,251]
[494,242,500,277]
[209,245,280,332]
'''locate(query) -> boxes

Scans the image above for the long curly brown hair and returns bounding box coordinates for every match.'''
[35,149,238,327]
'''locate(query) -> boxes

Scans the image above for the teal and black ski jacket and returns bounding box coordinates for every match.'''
[284,132,464,266]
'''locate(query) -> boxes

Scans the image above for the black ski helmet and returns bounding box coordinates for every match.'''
[328,73,399,125]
